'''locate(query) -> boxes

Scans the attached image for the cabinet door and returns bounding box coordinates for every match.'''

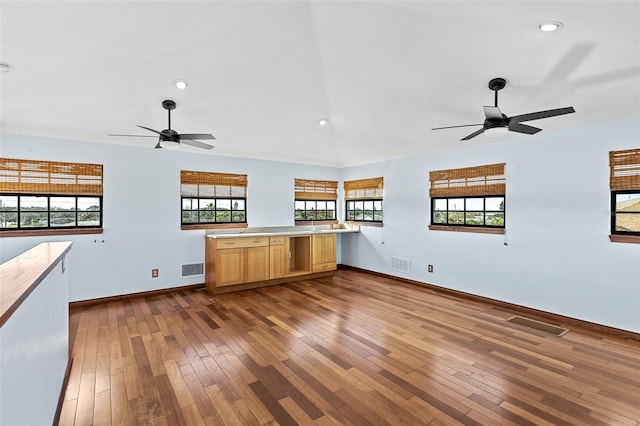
[313,234,336,264]
[245,246,269,283]
[270,244,288,279]
[216,248,245,286]
[322,234,336,263]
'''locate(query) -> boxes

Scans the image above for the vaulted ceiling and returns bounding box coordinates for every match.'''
[1,1,639,167]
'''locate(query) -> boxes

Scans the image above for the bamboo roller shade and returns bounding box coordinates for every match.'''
[180,170,247,197]
[344,177,384,200]
[0,158,103,195]
[429,163,505,197]
[610,148,640,191]
[294,179,338,200]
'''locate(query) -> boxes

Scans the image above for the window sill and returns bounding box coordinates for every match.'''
[181,223,249,231]
[0,228,103,238]
[609,234,640,244]
[346,221,383,228]
[428,225,505,235]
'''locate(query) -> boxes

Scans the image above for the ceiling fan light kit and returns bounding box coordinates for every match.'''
[109,99,215,150]
[159,140,180,150]
[432,77,575,141]
[483,126,509,138]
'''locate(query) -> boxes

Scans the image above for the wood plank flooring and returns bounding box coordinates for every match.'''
[59,270,640,425]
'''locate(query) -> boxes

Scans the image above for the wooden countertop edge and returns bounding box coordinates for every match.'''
[0,241,73,328]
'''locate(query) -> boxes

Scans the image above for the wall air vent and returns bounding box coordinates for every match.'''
[182,263,204,277]
[390,257,411,274]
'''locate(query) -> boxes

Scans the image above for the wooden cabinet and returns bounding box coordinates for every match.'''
[312,233,337,273]
[215,248,245,286]
[206,236,269,291]
[206,232,337,293]
[269,235,312,278]
[245,246,269,283]
[269,236,287,279]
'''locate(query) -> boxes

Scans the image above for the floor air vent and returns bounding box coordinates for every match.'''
[390,257,411,274]
[182,263,204,277]
[507,316,568,337]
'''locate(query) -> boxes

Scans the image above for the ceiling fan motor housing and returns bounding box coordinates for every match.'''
[160,129,179,141]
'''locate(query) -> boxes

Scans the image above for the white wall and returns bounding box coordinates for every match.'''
[341,118,640,333]
[0,134,339,301]
[2,120,639,333]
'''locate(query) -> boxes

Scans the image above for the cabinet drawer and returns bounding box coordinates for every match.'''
[217,237,268,248]
[269,236,285,246]
[312,262,336,273]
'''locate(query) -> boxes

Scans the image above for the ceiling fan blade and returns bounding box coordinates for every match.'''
[180,139,214,150]
[137,125,164,136]
[508,122,542,135]
[509,107,575,123]
[544,43,595,84]
[108,134,157,138]
[154,142,162,149]
[178,133,216,140]
[461,128,485,141]
[483,106,503,119]
[432,123,483,130]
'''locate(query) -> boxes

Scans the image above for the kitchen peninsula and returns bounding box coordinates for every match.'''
[205,224,358,294]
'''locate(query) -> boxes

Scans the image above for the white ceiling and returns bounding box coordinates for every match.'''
[1,1,639,167]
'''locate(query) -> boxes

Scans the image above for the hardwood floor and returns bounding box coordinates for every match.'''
[59,270,640,425]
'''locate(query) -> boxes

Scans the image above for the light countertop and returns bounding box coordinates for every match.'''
[205,225,359,239]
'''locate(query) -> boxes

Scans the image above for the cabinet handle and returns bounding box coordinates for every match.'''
[224,242,236,245]
[253,240,262,243]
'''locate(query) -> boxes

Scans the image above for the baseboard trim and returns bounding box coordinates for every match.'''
[338,264,640,342]
[53,357,73,426]
[69,283,205,310]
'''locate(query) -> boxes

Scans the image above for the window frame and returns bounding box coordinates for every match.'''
[294,178,338,226]
[431,195,505,229]
[180,170,249,230]
[344,177,384,227]
[610,190,640,237]
[294,199,337,224]
[428,163,506,235]
[609,148,640,243]
[0,193,103,232]
[181,196,247,226]
[0,158,104,237]
[345,198,383,224]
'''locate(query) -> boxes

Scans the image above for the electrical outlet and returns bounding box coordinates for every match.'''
[152,268,158,278]
[428,265,434,273]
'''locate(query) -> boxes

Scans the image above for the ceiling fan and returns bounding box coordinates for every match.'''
[432,78,575,141]
[109,99,215,150]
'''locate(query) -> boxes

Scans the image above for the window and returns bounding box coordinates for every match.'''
[344,177,383,224]
[610,148,640,242]
[180,170,248,229]
[294,179,337,224]
[429,163,505,234]
[0,158,103,235]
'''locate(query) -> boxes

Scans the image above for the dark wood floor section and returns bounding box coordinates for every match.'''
[59,270,640,425]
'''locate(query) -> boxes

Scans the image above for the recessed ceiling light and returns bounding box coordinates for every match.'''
[173,79,188,90]
[0,63,10,73]
[539,21,563,32]
[318,118,329,126]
